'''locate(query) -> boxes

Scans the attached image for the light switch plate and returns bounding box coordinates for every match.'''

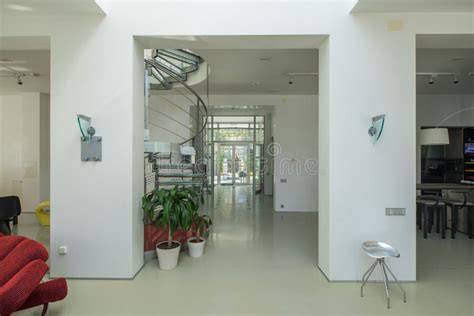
[386,208,406,216]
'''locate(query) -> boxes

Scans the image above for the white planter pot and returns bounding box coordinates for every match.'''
[156,241,181,270]
[187,237,206,258]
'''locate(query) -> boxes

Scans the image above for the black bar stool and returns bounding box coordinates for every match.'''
[444,191,474,239]
[417,198,445,239]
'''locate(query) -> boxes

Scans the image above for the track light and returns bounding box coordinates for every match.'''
[417,72,463,85]
[453,75,459,84]
[17,75,23,85]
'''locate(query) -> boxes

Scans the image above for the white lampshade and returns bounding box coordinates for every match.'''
[420,128,450,146]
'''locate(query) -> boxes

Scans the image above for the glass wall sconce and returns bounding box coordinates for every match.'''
[368,114,386,143]
[77,114,102,162]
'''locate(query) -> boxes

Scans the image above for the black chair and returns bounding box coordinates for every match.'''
[0,196,21,235]
[417,198,445,239]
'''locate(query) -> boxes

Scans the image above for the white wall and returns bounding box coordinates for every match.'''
[40,94,50,201]
[210,94,318,211]
[2,1,472,280]
[148,93,193,143]
[0,93,50,213]
[0,77,50,95]
[318,38,330,275]
[273,95,318,212]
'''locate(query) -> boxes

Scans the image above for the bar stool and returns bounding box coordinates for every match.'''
[417,198,446,239]
[360,241,406,309]
[444,191,474,239]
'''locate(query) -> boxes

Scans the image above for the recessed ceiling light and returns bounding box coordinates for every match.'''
[6,4,34,12]
[451,57,465,61]
[253,81,261,86]
[10,66,30,72]
[259,57,272,62]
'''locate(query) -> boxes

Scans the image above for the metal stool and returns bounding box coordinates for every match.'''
[360,241,407,309]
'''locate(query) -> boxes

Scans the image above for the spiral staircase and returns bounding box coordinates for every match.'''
[143,49,209,194]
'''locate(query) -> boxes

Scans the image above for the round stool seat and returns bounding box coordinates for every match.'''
[362,241,400,259]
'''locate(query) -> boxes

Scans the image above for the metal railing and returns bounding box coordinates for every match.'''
[144,49,209,186]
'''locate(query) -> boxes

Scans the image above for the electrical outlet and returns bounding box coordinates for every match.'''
[58,246,68,255]
[386,208,406,216]
[280,179,287,183]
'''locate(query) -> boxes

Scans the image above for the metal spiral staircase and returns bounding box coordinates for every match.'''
[144,49,209,193]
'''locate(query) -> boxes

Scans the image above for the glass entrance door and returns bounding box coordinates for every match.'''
[217,144,234,185]
[215,143,253,186]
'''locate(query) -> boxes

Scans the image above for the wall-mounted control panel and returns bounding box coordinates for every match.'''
[386,208,406,216]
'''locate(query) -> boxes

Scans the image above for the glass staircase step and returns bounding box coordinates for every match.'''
[159,180,204,186]
[158,173,207,178]
[148,49,204,90]
[157,163,194,169]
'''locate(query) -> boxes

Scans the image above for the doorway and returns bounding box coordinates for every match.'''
[216,143,254,186]
[209,115,265,193]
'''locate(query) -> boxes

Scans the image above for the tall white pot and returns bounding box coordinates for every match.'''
[156,241,181,270]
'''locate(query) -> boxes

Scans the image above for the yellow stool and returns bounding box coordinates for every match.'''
[35,201,50,227]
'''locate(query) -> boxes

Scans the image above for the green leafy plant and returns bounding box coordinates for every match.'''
[142,185,203,248]
[191,213,213,242]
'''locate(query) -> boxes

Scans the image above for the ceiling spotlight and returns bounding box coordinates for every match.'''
[288,76,294,85]
[428,76,434,85]
[0,58,13,64]
[453,75,459,84]
[17,75,23,85]
[6,4,34,12]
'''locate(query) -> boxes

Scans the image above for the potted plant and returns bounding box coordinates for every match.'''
[142,185,199,270]
[187,212,212,258]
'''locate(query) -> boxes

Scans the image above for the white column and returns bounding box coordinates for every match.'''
[50,29,143,278]
[319,25,416,281]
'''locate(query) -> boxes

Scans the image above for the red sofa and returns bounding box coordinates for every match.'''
[0,234,68,316]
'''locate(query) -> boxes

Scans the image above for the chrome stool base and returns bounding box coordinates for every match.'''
[360,258,407,309]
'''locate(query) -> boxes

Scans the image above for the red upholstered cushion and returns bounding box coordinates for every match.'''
[0,238,49,287]
[0,235,26,260]
[0,235,67,315]
[0,259,48,316]
[18,278,68,312]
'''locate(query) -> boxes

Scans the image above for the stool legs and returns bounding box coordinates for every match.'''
[451,206,459,239]
[384,260,407,304]
[361,260,378,297]
[468,206,473,239]
[360,258,407,309]
[440,206,447,239]
[423,205,429,239]
[381,261,391,308]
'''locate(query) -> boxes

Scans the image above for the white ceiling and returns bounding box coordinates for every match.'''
[158,49,319,95]
[352,0,473,13]
[417,34,474,49]
[0,50,50,76]
[0,0,104,15]
[417,48,474,94]
[0,50,50,94]
[0,36,51,50]
[136,35,327,50]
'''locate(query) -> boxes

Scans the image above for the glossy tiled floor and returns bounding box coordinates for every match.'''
[14,186,474,316]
